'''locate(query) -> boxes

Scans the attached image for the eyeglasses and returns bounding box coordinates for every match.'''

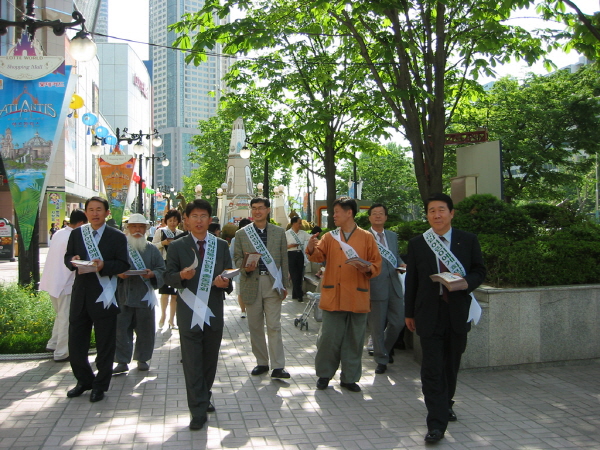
[251,207,268,212]
[189,214,210,221]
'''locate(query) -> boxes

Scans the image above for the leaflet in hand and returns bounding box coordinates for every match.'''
[242,252,262,268]
[71,260,98,274]
[429,272,468,291]
[345,256,372,269]
[123,269,147,276]
[220,268,240,279]
[184,253,199,271]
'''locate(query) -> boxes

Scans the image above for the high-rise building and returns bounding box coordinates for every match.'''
[149,0,232,191]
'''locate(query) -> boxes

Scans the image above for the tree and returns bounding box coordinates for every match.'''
[538,0,600,60]
[337,143,422,220]
[450,66,600,204]
[313,0,552,203]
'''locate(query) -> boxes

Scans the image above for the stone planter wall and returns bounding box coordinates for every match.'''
[413,284,600,369]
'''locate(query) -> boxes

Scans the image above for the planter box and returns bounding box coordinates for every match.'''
[413,284,600,369]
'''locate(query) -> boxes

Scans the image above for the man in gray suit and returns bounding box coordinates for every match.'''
[165,199,233,430]
[367,203,405,375]
[234,197,289,379]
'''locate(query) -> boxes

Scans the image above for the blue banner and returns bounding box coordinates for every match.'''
[0,66,75,249]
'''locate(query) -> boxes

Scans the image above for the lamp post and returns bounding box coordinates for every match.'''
[0,1,97,288]
[147,152,170,223]
[241,141,270,199]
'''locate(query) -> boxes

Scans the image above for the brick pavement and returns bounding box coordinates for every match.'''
[0,249,599,449]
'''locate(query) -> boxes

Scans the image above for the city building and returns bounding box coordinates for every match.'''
[149,0,232,191]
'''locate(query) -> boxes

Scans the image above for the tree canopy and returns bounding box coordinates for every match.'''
[450,66,600,206]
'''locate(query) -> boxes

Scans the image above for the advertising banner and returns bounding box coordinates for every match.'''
[47,190,66,236]
[99,154,136,228]
[0,66,75,250]
[155,198,167,219]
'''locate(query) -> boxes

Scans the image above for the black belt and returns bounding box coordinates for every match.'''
[259,270,270,275]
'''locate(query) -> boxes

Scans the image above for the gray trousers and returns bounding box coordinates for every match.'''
[115,305,156,364]
[315,310,368,383]
[246,274,285,369]
[368,291,405,365]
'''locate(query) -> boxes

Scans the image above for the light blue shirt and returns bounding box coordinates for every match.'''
[92,223,107,244]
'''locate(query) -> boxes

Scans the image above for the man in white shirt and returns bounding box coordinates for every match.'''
[285,216,310,301]
[39,209,88,362]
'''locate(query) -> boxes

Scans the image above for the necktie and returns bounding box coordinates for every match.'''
[197,240,205,263]
[93,230,98,237]
[439,236,449,302]
[377,232,385,247]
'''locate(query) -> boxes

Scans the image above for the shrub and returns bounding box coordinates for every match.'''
[519,202,585,233]
[391,221,430,254]
[453,194,533,240]
[0,283,54,353]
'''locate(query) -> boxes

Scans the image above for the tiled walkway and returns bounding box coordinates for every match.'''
[1,251,600,449]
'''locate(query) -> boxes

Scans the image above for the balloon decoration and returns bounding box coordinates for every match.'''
[95,126,109,138]
[69,94,84,118]
[82,112,98,126]
[104,135,117,146]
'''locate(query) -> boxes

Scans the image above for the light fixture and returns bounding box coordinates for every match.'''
[152,136,163,147]
[161,158,170,167]
[133,141,145,156]
[257,182,264,191]
[240,145,251,159]
[195,184,203,194]
[278,184,285,193]
[217,188,223,195]
[90,141,102,155]
[69,30,97,62]
[221,182,228,190]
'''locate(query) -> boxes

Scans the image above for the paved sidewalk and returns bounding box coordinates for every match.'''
[1,292,599,449]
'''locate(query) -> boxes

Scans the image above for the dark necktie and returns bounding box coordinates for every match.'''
[197,240,205,263]
[93,230,98,239]
[439,236,449,302]
[377,232,385,247]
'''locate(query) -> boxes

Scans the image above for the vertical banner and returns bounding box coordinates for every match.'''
[47,191,66,234]
[99,154,136,228]
[0,66,75,250]
[155,198,167,218]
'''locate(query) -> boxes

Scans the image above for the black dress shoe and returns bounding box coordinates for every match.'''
[316,377,329,390]
[207,402,215,413]
[271,368,290,379]
[375,363,387,374]
[189,415,207,430]
[251,365,269,376]
[89,389,104,402]
[424,429,444,443]
[340,382,361,392]
[66,383,92,398]
[448,408,457,421]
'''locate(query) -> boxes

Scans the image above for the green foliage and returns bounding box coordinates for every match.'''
[519,202,584,231]
[0,283,53,353]
[450,67,600,208]
[453,194,533,239]
[337,143,422,220]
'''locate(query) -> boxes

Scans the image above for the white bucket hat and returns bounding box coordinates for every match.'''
[127,213,149,227]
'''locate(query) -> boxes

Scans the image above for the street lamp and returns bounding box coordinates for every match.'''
[146,152,170,223]
[0,1,97,62]
[195,184,203,199]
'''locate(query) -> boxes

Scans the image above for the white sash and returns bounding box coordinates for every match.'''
[372,230,398,267]
[423,228,482,325]
[162,228,175,239]
[81,224,118,309]
[290,230,309,265]
[178,233,217,330]
[128,243,159,308]
[244,225,285,294]
[330,228,359,259]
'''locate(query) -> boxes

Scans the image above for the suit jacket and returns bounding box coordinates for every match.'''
[64,225,130,320]
[164,233,233,331]
[369,228,404,302]
[233,223,289,304]
[404,228,486,338]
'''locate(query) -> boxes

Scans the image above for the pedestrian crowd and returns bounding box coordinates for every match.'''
[39,193,485,442]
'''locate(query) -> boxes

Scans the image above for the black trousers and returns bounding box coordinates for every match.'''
[178,302,223,419]
[287,251,305,299]
[419,300,468,432]
[69,308,117,392]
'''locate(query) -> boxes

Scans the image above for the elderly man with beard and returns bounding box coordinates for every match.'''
[113,214,166,374]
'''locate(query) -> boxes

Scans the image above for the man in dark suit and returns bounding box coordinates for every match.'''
[64,196,130,403]
[367,203,405,375]
[165,199,233,431]
[405,193,486,443]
